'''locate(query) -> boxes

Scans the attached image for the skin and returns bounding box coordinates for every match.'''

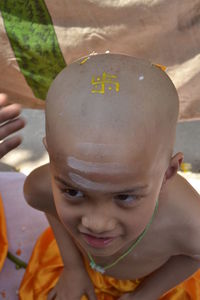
[0,93,25,158]
[24,54,200,300]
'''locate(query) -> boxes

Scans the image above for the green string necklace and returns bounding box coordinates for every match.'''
[88,200,159,274]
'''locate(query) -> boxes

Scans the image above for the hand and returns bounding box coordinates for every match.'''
[47,267,97,300]
[0,94,25,158]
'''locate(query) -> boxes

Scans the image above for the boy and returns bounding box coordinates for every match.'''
[20,54,200,300]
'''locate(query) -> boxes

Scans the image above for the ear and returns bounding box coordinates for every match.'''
[42,137,48,152]
[162,152,184,185]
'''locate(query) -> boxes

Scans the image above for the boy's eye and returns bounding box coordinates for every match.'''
[114,194,139,203]
[64,188,84,198]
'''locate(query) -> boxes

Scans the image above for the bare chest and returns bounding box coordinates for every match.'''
[104,231,173,279]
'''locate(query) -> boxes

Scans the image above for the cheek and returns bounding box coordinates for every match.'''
[124,199,156,238]
[52,185,80,230]
[56,200,80,234]
[125,214,147,238]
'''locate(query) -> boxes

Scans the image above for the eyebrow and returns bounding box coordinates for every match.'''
[54,175,148,194]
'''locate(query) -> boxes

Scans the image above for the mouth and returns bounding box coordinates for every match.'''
[80,233,115,248]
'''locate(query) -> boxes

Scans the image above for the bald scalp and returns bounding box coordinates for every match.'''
[46,54,179,158]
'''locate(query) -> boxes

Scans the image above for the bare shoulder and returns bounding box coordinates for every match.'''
[24,163,56,216]
[167,173,200,217]
[164,173,200,257]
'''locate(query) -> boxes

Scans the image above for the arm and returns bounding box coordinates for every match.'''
[24,165,96,300]
[122,171,200,300]
[24,164,87,269]
[46,212,86,268]
[120,255,200,300]
[46,213,96,300]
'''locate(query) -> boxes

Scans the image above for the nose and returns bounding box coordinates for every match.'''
[82,214,116,234]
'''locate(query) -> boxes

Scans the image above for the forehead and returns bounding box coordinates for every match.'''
[50,138,161,179]
[50,144,162,194]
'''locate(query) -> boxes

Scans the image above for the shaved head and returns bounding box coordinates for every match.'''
[45,54,181,253]
[46,54,179,167]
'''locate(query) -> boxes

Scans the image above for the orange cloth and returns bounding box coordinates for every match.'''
[19,227,200,300]
[0,194,8,272]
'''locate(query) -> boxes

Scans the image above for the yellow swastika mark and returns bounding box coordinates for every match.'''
[91,72,120,94]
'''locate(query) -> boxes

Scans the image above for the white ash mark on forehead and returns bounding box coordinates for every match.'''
[69,172,115,191]
[67,156,130,175]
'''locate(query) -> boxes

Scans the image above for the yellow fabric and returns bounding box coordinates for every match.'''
[19,227,200,300]
[0,193,8,272]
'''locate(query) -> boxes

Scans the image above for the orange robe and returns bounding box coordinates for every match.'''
[0,194,8,272]
[19,227,200,300]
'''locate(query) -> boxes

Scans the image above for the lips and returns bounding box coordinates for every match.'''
[81,233,115,248]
